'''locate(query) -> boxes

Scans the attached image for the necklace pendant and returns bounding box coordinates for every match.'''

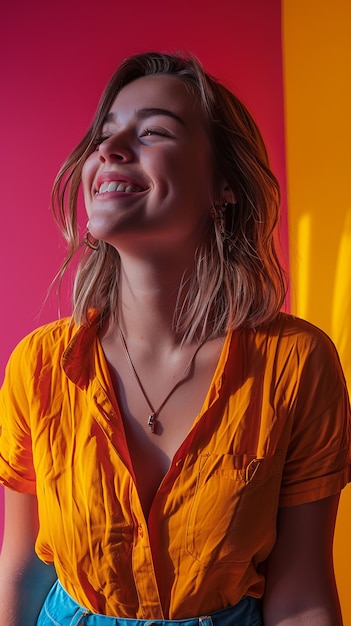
[148,413,157,434]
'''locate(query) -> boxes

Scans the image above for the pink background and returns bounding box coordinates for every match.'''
[0,0,287,539]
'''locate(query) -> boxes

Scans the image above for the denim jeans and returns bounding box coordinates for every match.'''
[37,580,263,626]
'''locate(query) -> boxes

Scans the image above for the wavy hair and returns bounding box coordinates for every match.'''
[52,51,287,341]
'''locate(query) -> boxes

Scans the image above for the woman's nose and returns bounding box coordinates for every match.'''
[98,134,132,163]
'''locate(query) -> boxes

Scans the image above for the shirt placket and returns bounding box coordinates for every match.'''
[88,379,164,618]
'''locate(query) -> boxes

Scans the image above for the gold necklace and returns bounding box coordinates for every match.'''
[118,326,209,434]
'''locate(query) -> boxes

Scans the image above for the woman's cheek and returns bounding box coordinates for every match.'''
[81,159,97,211]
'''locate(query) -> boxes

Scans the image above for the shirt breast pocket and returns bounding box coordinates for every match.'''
[185,453,282,566]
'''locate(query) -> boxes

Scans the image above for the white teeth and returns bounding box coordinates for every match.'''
[99,181,110,193]
[107,181,118,192]
[98,180,143,194]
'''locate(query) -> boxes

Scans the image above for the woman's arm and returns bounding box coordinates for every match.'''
[263,494,343,625]
[0,487,57,626]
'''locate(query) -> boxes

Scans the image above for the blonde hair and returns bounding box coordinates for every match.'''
[52,51,287,341]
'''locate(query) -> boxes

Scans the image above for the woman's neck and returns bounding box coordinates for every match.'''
[105,253,196,351]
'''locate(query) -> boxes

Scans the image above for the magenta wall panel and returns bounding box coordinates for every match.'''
[0,0,286,539]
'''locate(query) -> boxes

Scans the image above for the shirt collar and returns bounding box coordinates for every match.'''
[61,310,101,389]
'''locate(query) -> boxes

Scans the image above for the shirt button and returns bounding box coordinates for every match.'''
[138,523,144,538]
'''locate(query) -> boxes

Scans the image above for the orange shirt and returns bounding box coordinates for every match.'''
[0,312,350,619]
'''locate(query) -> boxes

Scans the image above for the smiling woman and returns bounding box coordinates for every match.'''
[53,55,286,340]
[0,51,350,626]
[82,75,216,257]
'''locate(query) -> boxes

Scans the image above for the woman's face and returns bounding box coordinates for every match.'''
[82,74,217,254]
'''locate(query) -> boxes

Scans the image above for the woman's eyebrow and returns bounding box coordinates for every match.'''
[104,108,185,125]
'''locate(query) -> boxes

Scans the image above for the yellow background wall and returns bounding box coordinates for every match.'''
[283,1,351,622]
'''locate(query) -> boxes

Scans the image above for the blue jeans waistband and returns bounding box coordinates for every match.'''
[37,580,263,626]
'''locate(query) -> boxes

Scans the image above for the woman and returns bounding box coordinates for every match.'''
[0,51,350,626]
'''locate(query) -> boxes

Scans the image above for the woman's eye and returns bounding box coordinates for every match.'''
[92,134,110,148]
[142,127,170,138]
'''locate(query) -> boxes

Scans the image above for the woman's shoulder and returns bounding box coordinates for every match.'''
[251,312,343,372]
[12,317,77,356]
[1,319,75,401]
[5,310,101,379]
[4,317,82,380]
[258,311,337,347]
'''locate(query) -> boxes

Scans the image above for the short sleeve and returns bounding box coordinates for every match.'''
[0,336,37,494]
[279,326,351,507]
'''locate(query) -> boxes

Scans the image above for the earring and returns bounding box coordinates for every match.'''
[210,201,234,251]
[84,231,99,250]
[210,201,230,237]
